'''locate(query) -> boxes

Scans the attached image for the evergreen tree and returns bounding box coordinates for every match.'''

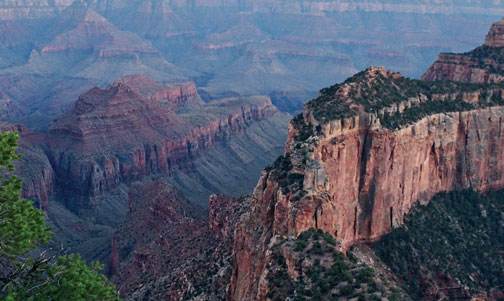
[0,131,119,300]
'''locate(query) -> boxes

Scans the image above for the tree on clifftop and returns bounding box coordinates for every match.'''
[0,131,119,300]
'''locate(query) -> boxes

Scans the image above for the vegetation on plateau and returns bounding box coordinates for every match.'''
[459,45,504,75]
[0,131,119,300]
[304,69,504,131]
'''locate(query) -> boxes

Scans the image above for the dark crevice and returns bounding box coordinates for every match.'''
[353,206,358,238]
[390,207,393,229]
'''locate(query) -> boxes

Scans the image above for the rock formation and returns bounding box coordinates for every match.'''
[40,3,157,57]
[422,18,504,83]
[231,66,504,300]
[1,0,499,123]
[109,181,250,300]
[113,75,203,110]
[44,76,279,215]
[485,18,504,47]
[3,74,284,220]
[0,122,55,209]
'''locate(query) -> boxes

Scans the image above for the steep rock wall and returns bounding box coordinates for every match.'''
[0,122,55,209]
[421,53,504,83]
[230,64,504,299]
[46,96,277,211]
[231,106,504,300]
[422,18,504,83]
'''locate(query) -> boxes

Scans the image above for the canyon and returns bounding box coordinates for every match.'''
[228,22,504,300]
[0,1,503,300]
[14,74,286,209]
[1,74,288,264]
[0,0,499,125]
[106,61,504,299]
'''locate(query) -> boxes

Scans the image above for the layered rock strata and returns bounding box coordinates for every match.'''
[0,122,55,209]
[46,79,277,213]
[422,18,504,83]
[113,75,203,110]
[4,74,282,216]
[485,18,504,48]
[231,67,504,300]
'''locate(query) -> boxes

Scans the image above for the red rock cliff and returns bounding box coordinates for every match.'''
[485,18,504,48]
[45,76,279,214]
[113,75,203,109]
[422,19,504,83]
[0,122,55,209]
[231,67,504,300]
[109,181,250,300]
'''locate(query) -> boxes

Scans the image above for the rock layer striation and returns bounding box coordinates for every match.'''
[422,18,504,83]
[231,67,504,300]
[6,74,282,216]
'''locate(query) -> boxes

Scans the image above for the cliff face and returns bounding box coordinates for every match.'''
[113,75,203,110]
[0,122,55,209]
[231,67,504,300]
[422,18,504,83]
[485,18,504,47]
[45,79,277,213]
[109,181,250,300]
[421,52,504,83]
[10,75,280,215]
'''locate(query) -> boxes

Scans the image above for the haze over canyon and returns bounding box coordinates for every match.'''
[0,1,503,301]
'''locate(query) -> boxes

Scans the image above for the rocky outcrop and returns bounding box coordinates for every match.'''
[422,19,504,83]
[485,18,504,47]
[422,52,504,83]
[45,77,278,214]
[113,75,203,110]
[0,72,283,214]
[231,67,504,300]
[109,181,250,300]
[41,2,157,57]
[0,122,55,209]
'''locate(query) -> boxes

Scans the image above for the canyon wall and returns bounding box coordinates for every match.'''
[46,89,277,214]
[422,52,504,83]
[230,67,504,300]
[109,181,250,300]
[112,75,202,110]
[0,122,55,209]
[422,18,504,83]
[6,75,283,216]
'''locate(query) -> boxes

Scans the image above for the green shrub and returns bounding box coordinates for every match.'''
[340,284,354,296]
